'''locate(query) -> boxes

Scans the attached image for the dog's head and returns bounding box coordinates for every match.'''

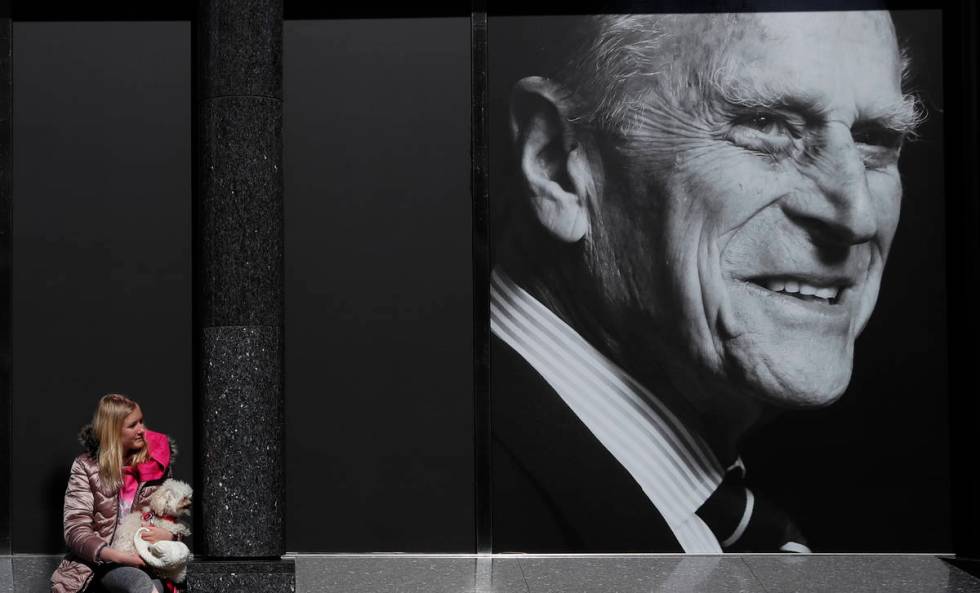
[148,479,193,517]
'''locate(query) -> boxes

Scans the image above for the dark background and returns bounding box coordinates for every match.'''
[0,0,10,558]
[487,10,950,552]
[283,18,474,552]
[10,22,193,552]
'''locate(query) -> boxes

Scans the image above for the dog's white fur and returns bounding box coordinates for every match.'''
[110,479,193,583]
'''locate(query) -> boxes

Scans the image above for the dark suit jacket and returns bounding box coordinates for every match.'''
[490,334,684,552]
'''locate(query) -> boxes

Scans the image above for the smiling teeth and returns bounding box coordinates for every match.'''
[765,280,840,301]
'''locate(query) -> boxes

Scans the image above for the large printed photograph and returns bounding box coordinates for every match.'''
[489,10,948,552]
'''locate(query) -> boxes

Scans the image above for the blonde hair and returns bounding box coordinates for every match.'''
[92,393,149,491]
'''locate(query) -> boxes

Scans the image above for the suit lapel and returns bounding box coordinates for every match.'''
[491,334,683,552]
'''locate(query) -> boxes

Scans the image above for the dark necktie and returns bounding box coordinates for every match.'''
[696,462,810,553]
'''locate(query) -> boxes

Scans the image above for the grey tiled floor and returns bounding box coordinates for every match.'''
[4,554,980,592]
[9,555,60,593]
[295,555,980,593]
[745,555,980,593]
[1,555,11,593]
[515,556,763,592]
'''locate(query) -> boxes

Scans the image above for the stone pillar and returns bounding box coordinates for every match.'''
[190,0,293,590]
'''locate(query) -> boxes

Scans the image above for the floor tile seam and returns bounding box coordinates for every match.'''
[741,556,773,593]
[515,556,532,593]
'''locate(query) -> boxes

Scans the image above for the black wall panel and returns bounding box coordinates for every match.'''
[0,5,10,558]
[283,18,474,552]
[11,22,191,553]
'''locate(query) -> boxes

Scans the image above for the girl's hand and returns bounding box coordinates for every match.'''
[139,523,174,544]
[122,552,146,567]
[100,547,145,567]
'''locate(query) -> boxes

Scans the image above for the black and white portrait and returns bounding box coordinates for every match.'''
[489,10,948,553]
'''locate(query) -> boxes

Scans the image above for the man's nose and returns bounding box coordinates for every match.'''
[782,123,878,246]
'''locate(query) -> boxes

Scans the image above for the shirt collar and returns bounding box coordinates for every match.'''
[490,268,726,527]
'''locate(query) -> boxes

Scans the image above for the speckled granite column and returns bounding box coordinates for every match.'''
[191,0,293,590]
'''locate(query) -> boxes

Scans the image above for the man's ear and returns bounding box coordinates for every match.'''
[510,76,597,243]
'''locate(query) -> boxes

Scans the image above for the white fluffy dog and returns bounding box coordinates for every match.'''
[111,479,193,583]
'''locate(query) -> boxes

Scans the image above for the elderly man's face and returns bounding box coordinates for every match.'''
[590,12,908,409]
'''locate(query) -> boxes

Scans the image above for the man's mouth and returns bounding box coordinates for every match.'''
[745,276,851,305]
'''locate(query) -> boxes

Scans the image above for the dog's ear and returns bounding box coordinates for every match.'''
[150,489,168,516]
[165,489,178,514]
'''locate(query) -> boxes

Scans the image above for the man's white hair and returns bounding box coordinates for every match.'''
[559,13,923,136]
[558,15,676,133]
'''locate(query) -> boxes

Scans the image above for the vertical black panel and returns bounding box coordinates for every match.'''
[11,22,191,553]
[284,18,473,552]
[0,0,10,558]
[948,0,980,559]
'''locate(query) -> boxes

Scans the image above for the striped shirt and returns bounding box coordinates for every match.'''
[490,269,727,553]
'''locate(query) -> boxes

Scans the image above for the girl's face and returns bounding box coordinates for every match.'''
[120,405,146,452]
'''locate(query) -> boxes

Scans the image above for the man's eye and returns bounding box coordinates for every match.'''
[727,111,800,156]
[851,123,903,169]
[851,123,903,149]
[732,112,797,138]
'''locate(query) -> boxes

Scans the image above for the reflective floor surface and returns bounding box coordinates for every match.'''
[296,554,980,593]
[4,553,980,592]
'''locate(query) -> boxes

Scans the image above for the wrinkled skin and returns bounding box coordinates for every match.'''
[604,12,906,402]
[517,12,913,451]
